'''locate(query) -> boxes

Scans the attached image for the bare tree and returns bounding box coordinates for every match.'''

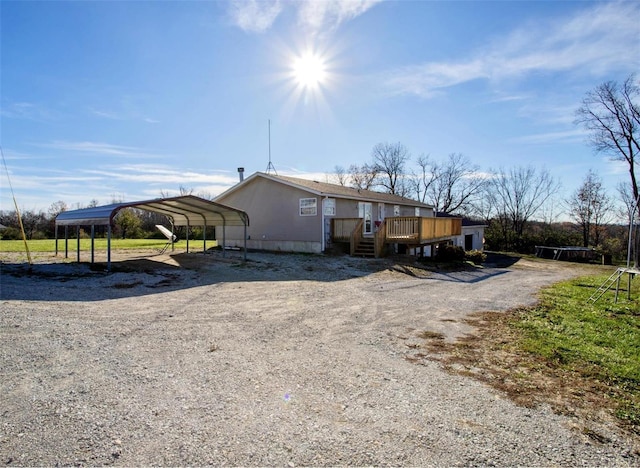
[566,170,614,247]
[333,165,348,186]
[617,181,637,223]
[47,200,68,219]
[348,163,378,190]
[617,181,640,266]
[407,154,438,203]
[486,166,560,251]
[179,185,194,196]
[371,142,410,195]
[575,75,640,204]
[428,153,486,214]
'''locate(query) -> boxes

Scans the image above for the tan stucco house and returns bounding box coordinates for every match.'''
[215,172,461,256]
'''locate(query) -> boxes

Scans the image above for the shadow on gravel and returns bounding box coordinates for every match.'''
[0,251,391,302]
[425,269,509,283]
[483,252,521,268]
[0,251,523,303]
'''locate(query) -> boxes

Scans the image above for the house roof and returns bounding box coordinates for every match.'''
[55,195,249,227]
[218,172,434,208]
[436,212,487,227]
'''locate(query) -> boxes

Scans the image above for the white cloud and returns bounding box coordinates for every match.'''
[228,0,284,33]
[228,0,381,34]
[382,1,640,97]
[82,164,240,187]
[89,108,122,120]
[296,0,382,32]
[37,141,158,158]
[0,101,56,121]
[0,164,244,212]
[508,129,586,145]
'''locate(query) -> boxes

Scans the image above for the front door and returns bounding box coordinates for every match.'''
[359,202,373,235]
[465,234,474,251]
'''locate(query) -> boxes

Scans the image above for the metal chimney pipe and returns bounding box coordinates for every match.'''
[237,167,244,182]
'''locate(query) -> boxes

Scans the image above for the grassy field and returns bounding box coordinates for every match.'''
[0,238,217,252]
[515,273,640,430]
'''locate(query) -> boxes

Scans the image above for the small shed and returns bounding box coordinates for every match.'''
[55,195,249,270]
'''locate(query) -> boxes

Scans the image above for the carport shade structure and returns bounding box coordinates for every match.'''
[55,195,249,270]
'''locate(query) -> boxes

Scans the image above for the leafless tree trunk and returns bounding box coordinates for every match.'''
[617,181,640,267]
[333,165,348,186]
[349,163,378,190]
[427,153,486,214]
[486,166,559,251]
[565,170,614,247]
[407,154,438,203]
[575,74,640,203]
[371,142,410,195]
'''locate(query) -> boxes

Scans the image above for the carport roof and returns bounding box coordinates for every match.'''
[55,195,249,227]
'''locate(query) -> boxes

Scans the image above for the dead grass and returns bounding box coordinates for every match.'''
[407,308,640,444]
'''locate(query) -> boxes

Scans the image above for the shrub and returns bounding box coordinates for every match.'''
[465,249,487,264]
[436,244,465,262]
[0,227,21,240]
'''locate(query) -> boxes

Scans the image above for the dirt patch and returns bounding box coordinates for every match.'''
[403,309,639,441]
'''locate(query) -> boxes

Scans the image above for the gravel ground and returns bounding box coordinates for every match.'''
[0,250,638,466]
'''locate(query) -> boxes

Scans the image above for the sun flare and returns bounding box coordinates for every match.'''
[291,51,327,89]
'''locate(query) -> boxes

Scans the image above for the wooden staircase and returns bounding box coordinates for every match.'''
[353,237,375,257]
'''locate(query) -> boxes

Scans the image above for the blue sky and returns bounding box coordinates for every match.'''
[1,0,639,216]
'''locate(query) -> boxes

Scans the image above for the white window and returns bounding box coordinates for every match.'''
[393,205,400,216]
[300,198,317,216]
[323,198,336,216]
[414,207,420,216]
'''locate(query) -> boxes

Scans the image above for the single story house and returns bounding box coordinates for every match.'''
[214,172,462,256]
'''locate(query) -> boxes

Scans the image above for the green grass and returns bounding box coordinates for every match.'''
[0,238,217,252]
[514,272,640,429]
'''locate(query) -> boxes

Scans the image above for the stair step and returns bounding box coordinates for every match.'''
[353,237,376,257]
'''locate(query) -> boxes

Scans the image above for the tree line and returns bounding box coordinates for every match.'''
[1,75,638,262]
[329,74,639,260]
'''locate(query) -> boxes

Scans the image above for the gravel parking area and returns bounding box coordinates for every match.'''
[1,250,638,466]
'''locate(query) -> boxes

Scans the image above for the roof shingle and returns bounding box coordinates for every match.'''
[268,173,433,208]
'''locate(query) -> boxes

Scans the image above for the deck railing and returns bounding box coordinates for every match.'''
[373,219,387,257]
[332,218,361,242]
[385,217,461,243]
[332,216,461,255]
[349,219,364,256]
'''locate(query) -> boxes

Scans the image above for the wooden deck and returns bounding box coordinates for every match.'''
[385,217,461,244]
[332,216,462,257]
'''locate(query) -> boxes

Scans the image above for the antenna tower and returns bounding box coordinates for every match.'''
[265,119,277,175]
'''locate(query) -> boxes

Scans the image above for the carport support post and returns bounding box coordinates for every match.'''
[203,221,207,252]
[222,221,226,258]
[244,222,247,261]
[65,226,69,258]
[55,225,58,256]
[76,226,80,263]
[91,225,95,264]
[186,221,190,253]
[107,224,112,272]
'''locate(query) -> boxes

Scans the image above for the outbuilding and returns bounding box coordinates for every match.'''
[55,195,249,270]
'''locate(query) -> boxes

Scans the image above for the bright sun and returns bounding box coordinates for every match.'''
[291,52,327,89]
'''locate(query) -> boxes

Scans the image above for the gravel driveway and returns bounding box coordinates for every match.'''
[1,251,637,466]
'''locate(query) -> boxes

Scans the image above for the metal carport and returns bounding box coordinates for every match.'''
[55,195,249,270]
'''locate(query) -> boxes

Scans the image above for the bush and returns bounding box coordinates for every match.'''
[0,227,21,240]
[436,244,465,262]
[465,249,486,264]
